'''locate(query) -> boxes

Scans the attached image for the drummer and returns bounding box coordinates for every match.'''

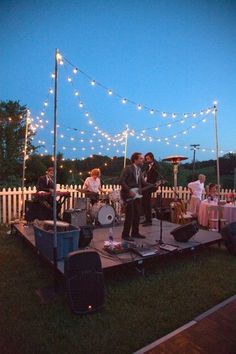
[82,168,104,205]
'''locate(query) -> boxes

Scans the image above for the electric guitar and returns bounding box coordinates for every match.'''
[126,180,165,202]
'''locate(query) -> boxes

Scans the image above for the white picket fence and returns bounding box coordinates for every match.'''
[0,184,235,224]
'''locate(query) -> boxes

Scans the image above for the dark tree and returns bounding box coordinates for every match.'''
[0,100,36,185]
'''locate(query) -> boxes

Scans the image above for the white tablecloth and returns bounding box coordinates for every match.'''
[198,200,218,227]
[198,201,236,227]
[223,203,236,224]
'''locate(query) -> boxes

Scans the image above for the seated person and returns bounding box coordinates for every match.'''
[206,183,218,201]
[37,167,54,193]
[36,167,54,217]
[82,168,103,204]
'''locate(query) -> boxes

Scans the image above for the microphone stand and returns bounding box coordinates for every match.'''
[150,166,179,245]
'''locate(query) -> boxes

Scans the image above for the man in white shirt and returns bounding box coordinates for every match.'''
[188,174,206,215]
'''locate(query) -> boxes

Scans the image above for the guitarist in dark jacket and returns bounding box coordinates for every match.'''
[142,152,159,226]
[119,152,148,241]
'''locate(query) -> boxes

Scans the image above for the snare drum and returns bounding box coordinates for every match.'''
[109,190,121,202]
[90,202,115,225]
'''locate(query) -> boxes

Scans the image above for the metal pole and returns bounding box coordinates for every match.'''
[123,127,128,168]
[173,163,178,201]
[53,49,59,290]
[213,103,220,190]
[190,144,200,180]
[21,110,30,220]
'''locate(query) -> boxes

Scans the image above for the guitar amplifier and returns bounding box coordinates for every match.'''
[74,197,89,210]
[25,200,52,221]
[63,209,87,227]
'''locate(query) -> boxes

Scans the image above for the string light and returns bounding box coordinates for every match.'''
[29,53,234,160]
[61,53,215,119]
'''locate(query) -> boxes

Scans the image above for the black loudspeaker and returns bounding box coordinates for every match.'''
[221,222,236,255]
[171,221,199,242]
[25,200,52,221]
[79,226,93,248]
[64,250,105,314]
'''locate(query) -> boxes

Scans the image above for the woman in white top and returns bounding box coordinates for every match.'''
[188,174,206,216]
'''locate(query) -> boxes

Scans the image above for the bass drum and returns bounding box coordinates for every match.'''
[91,203,115,225]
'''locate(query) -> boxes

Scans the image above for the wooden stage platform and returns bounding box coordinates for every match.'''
[135,295,236,354]
[13,218,222,275]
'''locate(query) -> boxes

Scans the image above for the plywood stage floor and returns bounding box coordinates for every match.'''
[13,218,222,275]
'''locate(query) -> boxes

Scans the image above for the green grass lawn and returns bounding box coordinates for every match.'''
[1,226,236,354]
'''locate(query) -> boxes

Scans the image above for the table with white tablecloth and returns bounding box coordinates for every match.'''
[198,200,236,227]
[223,203,236,224]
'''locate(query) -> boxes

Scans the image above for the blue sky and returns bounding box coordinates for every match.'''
[1,0,236,162]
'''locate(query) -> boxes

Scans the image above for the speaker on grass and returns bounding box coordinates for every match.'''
[171,221,199,242]
[64,250,105,314]
[79,226,93,248]
[221,222,236,255]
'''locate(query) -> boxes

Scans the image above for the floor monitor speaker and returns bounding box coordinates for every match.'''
[64,250,105,314]
[221,222,236,255]
[171,221,198,242]
[79,226,93,248]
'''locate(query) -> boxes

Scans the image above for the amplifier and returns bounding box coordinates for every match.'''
[25,200,52,221]
[74,197,89,210]
[63,209,87,227]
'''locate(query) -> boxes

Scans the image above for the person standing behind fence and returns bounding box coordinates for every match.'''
[188,174,206,216]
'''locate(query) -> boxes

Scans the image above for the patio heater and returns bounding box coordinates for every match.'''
[162,155,188,201]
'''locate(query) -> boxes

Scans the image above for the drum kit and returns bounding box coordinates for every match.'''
[76,188,122,226]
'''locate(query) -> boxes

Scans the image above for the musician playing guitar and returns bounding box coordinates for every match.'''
[119,152,150,241]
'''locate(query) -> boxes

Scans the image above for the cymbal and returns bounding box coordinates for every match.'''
[162,155,188,163]
[77,188,90,193]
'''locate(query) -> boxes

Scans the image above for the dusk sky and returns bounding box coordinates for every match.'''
[1,0,236,163]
